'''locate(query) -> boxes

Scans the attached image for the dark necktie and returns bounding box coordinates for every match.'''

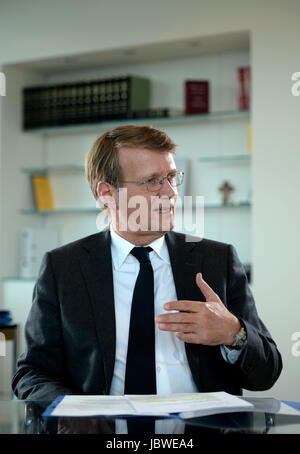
[125,246,156,434]
[124,246,157,395]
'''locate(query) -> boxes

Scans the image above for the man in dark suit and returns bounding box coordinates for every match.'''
[12,125,282,402]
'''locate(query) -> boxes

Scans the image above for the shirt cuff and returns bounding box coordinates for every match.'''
[220,344,245,364]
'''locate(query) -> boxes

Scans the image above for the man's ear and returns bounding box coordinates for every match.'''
[97,181,111,199]
[96,181,116,210]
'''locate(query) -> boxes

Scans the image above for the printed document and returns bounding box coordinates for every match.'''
[45,392,253,418]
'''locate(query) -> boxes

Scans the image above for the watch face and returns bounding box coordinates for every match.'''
[236,329,247,348]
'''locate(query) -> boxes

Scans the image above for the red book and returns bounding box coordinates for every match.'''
[185,80,209,115]
[238,67,251,110]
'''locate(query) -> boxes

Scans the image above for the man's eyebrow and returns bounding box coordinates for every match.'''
[141,169,178,180]
[142,172,160,180]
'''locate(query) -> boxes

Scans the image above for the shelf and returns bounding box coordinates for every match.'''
[20,207,100,215]
[204,201,251,209]
[23,109,250,136]
[2,276,36,282]
[180,201,251,209]
[20,202,251,215]
[21,154,251,175]
[21,165,85,175]
[198,154,251,163]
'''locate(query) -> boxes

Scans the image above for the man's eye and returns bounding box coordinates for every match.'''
[147,177,159,185]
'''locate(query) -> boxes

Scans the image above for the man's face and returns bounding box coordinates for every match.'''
[112,147,178,238]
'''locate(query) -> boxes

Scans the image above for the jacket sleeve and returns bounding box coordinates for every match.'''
[12,252,78,401]
[226,244,283,391]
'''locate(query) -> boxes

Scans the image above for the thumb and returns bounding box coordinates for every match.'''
[196,273,221,303]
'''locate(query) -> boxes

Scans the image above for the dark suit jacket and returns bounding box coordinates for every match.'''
[12,229,282,400]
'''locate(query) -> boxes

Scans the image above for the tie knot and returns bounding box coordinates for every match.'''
[130,246,152,263]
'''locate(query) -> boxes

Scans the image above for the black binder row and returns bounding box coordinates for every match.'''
[23,75,151,129]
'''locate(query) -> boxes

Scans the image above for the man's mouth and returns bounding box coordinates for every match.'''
[152,197,176,215]
[154,206,174,213]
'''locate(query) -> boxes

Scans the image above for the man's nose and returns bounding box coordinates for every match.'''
[159,178,177,197]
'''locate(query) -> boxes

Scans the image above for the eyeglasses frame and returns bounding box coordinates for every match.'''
[121,170,184,192]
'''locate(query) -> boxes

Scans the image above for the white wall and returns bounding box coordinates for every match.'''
[250,14,300,401]
[0,0,300,401]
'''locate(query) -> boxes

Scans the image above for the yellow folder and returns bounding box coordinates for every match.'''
[32,175,54,211]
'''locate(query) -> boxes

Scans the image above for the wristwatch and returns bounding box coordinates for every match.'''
[231,326,247,350]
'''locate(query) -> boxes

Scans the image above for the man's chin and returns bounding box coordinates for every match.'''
[115,210,175,234]
[150,226,174,234]
[149,214,174,232]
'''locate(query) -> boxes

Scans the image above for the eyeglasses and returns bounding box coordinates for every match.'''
[122,170,184,192]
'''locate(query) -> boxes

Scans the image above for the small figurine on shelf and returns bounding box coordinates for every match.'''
[218,180,234,206]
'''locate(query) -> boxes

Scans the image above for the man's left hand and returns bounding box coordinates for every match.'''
[155,273,241,346]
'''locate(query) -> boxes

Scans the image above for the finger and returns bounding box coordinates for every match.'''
[196,273,221,303]
[155,312,196,324]
[163,300,204,312]
[157,322,198,333]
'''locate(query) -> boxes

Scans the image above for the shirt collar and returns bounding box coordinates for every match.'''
[110,224,170,270]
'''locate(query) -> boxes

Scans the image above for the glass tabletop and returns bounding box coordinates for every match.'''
[1,399,300,435]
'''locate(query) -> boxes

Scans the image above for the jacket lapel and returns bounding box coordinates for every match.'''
[79,229,116,394]
[165,231,205,301]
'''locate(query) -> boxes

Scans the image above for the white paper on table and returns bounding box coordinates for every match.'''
[43,393,300,419]
[126,392,254,419]
[48,395,169,417]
